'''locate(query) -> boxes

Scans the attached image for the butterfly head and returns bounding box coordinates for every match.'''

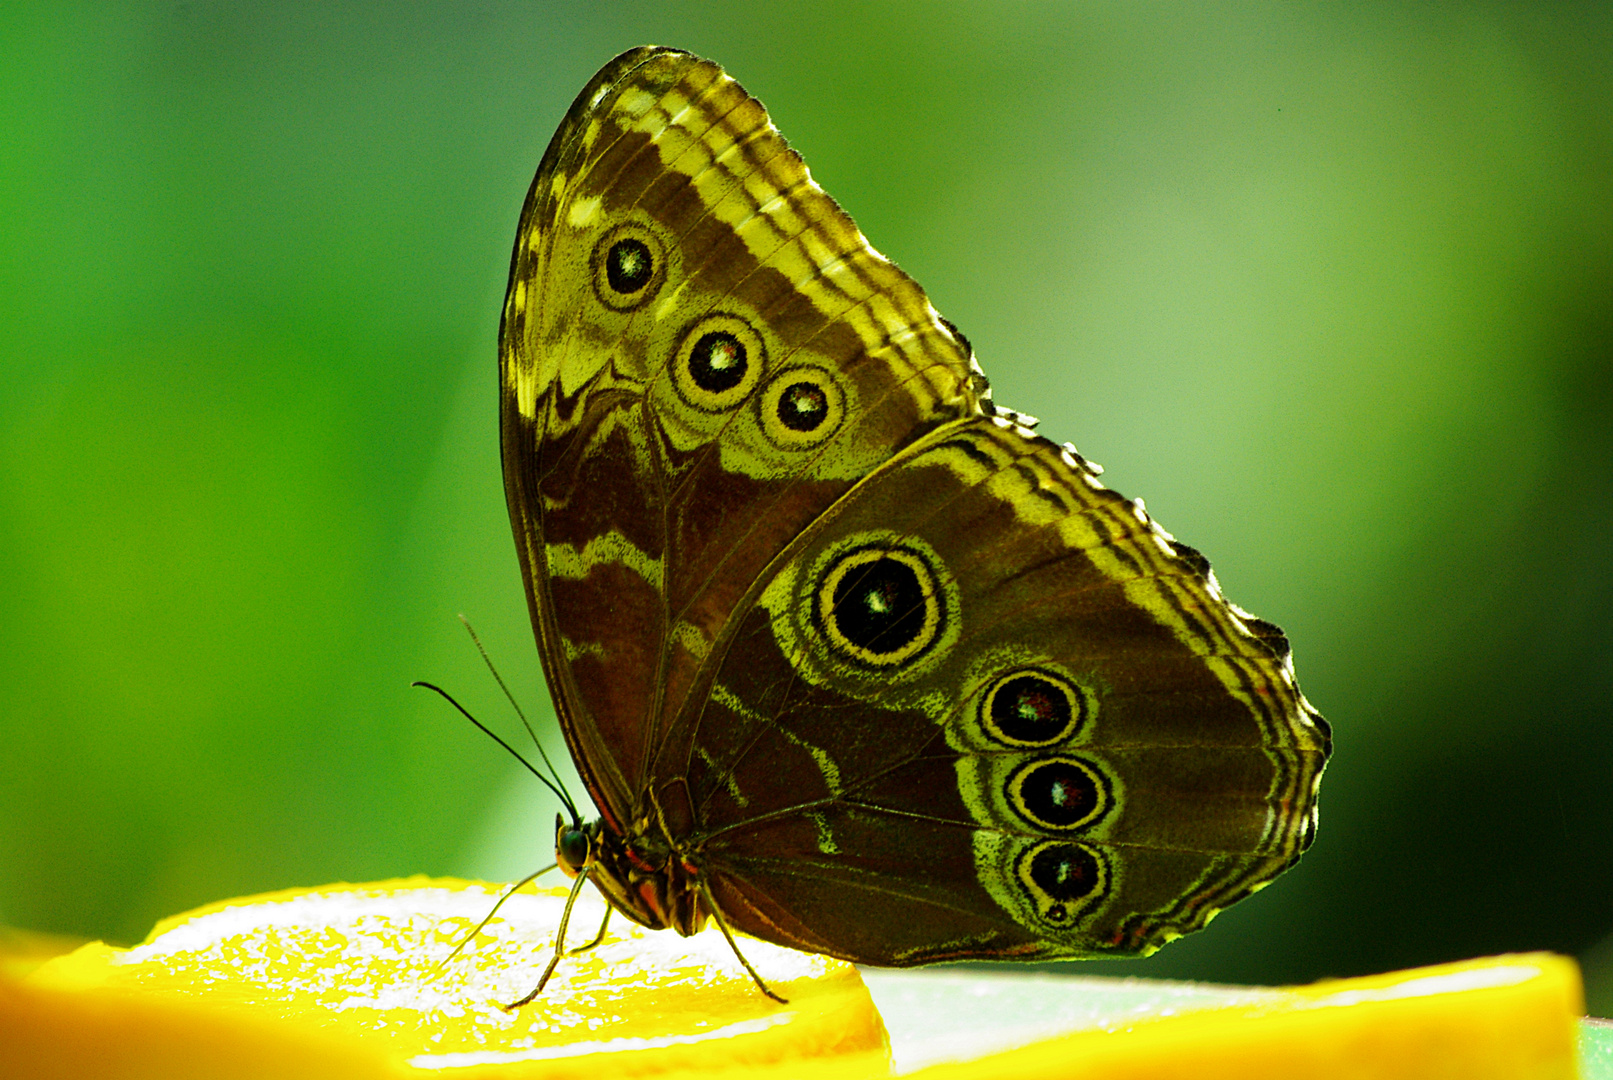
[550,810,711,938]
[555,813,593,879]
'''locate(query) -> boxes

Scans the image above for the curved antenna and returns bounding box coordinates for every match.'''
[412,680,579,823]
[457,615,581,825]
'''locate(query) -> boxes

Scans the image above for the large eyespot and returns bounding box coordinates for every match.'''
[980,669,1092,747]
[758,366,845,450]
[815,544,944,667]
[591,224,666,310]
[1015,840,1108,926]
[1006,756,1110,831]
[671,314,765,412]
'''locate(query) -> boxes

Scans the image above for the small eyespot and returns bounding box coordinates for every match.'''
[1006,756,1110,831]
[671,314,764,412]
[606,238,653,294]
[778,381,826,429]
[980,669,1091,747]
[758,366,845,450]
[688,331,747,393]
[815,544,944,667]
[591,224,665,310]
[1015,840,1108,925]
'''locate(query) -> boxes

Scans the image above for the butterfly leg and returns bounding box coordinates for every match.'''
[503,865,592,1010]
[435,864,557,977]
[697,879,787,1004]
[568,906,612,954]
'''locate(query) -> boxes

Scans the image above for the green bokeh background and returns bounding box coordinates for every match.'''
[3,2,1610,999]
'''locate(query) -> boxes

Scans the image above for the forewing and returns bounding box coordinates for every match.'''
[499,47,980,826]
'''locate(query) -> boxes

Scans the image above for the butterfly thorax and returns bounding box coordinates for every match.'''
[555,817,709,937]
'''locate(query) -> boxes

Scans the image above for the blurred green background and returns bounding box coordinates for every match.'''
[3,2,1610,1002]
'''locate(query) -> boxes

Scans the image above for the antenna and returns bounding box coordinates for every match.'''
[412,680,579,823]
[457,615,581,825]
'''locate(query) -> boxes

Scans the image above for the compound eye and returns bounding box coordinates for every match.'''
[556,826,591,874]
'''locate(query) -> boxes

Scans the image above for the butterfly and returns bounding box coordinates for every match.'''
[496,46,1329,1001]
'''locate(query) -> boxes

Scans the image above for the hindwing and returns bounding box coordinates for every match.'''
[679,418,1328,963]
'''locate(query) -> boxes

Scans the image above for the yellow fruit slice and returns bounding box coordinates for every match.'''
[892,953,1584,1080]
[0,925,85,981]
[1,876,889,1079]
[0,876,1587,1080]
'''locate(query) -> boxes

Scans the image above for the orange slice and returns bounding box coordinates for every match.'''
[0,877,1587,1079]
[0,876,888,1079]
[889,953,1585,1080]
[0,925,86,981]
